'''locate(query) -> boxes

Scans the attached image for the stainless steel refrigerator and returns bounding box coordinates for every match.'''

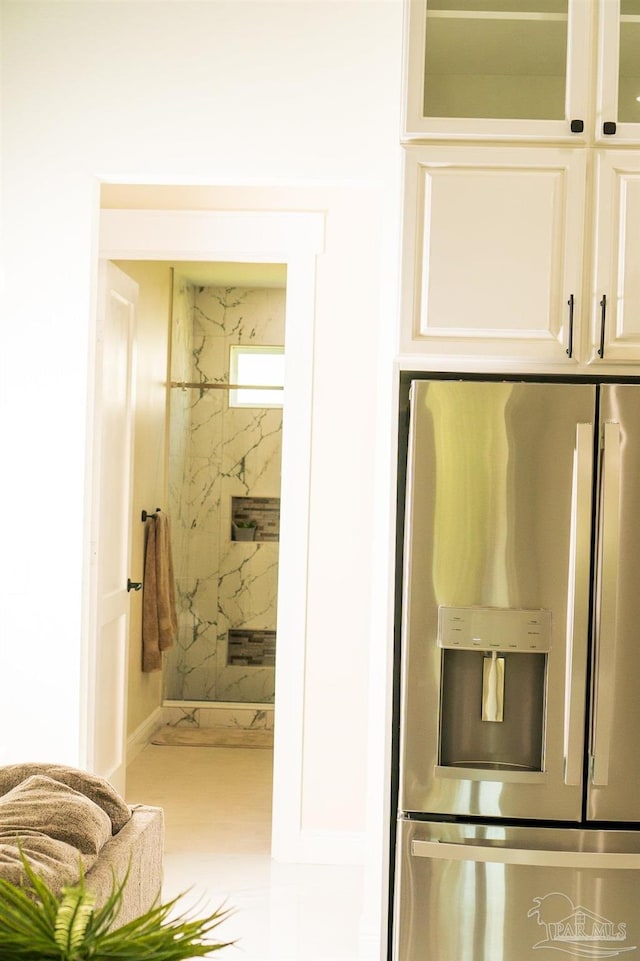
[393,378,640,961]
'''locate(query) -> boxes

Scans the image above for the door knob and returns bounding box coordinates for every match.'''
[127,578,143,592]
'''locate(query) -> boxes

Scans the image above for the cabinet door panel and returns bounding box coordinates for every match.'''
[592,151,640,362]
[596,0,640,144]
[400,146,587,363]
[403,0,591,142]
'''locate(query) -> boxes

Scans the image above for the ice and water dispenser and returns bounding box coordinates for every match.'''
[437,607,551,772]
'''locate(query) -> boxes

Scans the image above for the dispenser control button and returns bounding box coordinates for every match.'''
[437,606,552,652]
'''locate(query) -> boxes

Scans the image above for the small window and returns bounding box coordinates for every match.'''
[229,345,284,408]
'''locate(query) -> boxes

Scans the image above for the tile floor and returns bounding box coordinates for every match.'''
[126,744,375,961]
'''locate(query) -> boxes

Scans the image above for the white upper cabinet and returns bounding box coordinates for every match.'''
[400,145,640,366]
[400,145,588,363]
[403,0,640,144]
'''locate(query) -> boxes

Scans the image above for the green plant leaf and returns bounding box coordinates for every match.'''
[0,849,235,960]
[54,885,96,956]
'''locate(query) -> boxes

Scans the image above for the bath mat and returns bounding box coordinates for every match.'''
[150,725,273,749]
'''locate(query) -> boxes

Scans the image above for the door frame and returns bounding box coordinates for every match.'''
[94,205,325,862]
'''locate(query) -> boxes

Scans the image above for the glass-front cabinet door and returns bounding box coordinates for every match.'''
[597,0,640,142]
[404,0,640,144]
[403,0,592,140]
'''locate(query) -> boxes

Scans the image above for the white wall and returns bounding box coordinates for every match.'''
[0,0,403,898]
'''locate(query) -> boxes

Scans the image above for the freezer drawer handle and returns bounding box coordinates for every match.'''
[411,840,640,870]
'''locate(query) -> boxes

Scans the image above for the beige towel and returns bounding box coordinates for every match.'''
[142,513,177,672]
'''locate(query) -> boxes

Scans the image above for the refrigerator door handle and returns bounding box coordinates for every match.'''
[591,421,621,787]
[564,422,593,786]
[411,839,640,869]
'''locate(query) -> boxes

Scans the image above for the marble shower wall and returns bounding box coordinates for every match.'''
[165,279,284,703]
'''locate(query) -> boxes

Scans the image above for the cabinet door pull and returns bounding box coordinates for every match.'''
[598,294,607,358]
[566,294,574,357]
[570,119,584,133]
[603,121,617,136]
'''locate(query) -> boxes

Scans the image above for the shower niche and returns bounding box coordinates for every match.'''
[231,496,281,542]
[164,274,284,706]
[228,629,277,666]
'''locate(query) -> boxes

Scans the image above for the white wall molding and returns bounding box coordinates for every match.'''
[126,706,164,765]
[100,209,325,263]
[274,829,366,866]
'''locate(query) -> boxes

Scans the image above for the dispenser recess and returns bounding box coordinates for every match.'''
[437,607,550,773]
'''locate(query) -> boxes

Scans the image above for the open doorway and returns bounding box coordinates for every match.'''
[93,204,325,864]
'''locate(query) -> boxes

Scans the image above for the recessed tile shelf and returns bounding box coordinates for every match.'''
[227,629,277,667]
[231,496,280,542]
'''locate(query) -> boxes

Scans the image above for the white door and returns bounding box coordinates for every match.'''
[86,261,137,796]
